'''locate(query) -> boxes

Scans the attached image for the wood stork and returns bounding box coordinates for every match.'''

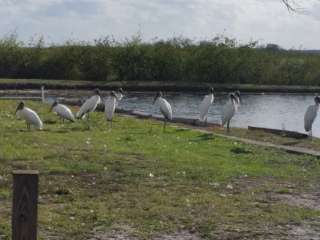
[76,88,101,120]
[199,87,214,123]
[304,96,320,137]
[153,91,173,131]
[221,93,237,132]
[234,90,241,111]
[41,86,45,103]
[40,86,53,105]
[115,88,125,101]
[15,102,43,130]
[50,101,75,123]
[105,91,117,129]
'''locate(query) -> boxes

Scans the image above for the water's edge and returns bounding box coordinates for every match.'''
[1,79,320,93]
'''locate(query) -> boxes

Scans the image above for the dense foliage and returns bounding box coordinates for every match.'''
[0,34,320,85]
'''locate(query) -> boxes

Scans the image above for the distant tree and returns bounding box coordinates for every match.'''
[280,0,306,12]
[265,44,282,51]
[282,0,296,11]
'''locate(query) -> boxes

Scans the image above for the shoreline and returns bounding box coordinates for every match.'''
[1,78,320,93]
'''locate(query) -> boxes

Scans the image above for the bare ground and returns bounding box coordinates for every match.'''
[86,187,320,240]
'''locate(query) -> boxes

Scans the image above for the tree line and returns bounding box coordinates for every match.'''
[0,34,319,86]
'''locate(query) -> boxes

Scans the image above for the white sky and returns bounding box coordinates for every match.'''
[0,0,320,49]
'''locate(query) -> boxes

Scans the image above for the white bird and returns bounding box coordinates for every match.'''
[15,102,43,130]
[199,87,214,123]
[115,88,125,101]
[105,91,117,128]
[76,89,101,120]
[41,86,46,103]
[234,90,241,112]
[221,93,238,132]
[304,96,320,137]
[50,101,75,123]
[40,86,52,105]
[153,91,173,131]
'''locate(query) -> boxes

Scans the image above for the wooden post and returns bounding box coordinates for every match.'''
[12,170,39,240]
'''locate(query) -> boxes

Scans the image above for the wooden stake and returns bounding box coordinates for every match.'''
[12,170,39,240]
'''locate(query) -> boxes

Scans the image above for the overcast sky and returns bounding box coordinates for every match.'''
[0,0,319,49]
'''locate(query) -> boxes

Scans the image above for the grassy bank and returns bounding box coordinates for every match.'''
[2,78,320,93]
[213,127,320,152]
[0,100,320,239]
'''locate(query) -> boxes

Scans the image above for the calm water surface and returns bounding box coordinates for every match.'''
[118,92,320,136]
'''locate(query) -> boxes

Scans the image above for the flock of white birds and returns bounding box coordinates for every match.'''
[14,87,241,132]
[15,88,124,131]
[13,87,319,136]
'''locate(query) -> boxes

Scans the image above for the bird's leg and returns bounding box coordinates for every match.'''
[163,119,167,132]
[63,118,65,124]
[84,116,90,130]
[86,113,91,129]
[148,122,153,134]
[309,130,313,139]
[227,120,230,133]
[205,117,208,127]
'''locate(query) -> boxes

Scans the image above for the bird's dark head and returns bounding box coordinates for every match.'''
[15,101,24,113]
[94,88,101,96]
[209,87,214,94]
[117,88,124,94]
[234,90,241,104]
[110,91,117,97]
[315,96,320,105]
[230,93,237,103]
[50,101,58,112]
[153,91,163,104]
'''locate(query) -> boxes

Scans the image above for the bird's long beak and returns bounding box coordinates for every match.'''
[153,96,157,105]
[15,107,19,114]
[49,105,54,112]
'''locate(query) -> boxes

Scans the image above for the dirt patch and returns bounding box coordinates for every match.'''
[89,231,138,240]
[232,177,320,211]
[275,193,320,210]
[153,231,201,240]
[211,219,320,240]
[225,176,296,195]
[287,221,320,240]
[90,231,200,240]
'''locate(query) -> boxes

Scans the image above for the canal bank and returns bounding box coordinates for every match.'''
[1,78,320,93]
[1,88,320,137]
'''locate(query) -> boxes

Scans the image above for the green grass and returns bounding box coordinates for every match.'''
[0,100,319,239]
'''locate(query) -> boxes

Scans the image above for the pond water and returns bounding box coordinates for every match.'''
[1,90,319,136]
[118,92,320,136]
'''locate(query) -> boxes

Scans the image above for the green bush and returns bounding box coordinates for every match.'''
[0,34,319,85]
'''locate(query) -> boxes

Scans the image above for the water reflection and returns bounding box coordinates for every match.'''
[118,92,319,136]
